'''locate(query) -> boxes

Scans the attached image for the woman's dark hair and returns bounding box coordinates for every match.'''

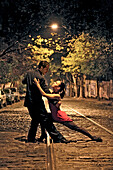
[38,61,49,69]
[59,82,65,99]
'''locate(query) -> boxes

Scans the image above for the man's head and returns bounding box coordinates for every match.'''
[38,61,49,75]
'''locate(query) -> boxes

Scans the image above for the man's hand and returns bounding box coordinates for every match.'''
[34,78,40,87]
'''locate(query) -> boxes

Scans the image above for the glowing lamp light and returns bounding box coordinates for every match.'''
[51,24,58,29]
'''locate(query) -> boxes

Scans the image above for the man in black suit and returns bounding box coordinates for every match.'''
[22,61,68,143]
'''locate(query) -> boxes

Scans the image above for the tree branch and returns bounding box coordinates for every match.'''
[0,41,19,57]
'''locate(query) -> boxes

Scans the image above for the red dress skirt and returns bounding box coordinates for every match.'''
[49,103,72,123]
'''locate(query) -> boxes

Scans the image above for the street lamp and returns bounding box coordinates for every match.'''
[36,23,71,35]
[50,24,58,29]
[50,23,71,34]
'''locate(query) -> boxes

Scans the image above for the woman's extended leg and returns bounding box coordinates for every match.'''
[62,121,102,142]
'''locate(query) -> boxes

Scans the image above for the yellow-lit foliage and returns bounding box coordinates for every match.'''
[27,36,55,63]
[27,31,112,78]
[62,32,102,75]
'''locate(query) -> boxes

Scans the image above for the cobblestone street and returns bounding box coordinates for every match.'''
[0,98,113,169]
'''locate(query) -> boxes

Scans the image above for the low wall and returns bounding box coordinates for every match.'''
[85,80,113,99]
[85,80,97,98]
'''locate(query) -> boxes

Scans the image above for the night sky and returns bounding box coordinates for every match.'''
[0,0,113,40]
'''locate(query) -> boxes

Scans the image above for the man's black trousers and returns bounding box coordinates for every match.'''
[27,102,64,142]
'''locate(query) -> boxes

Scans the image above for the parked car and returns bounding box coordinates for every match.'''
[10,87,20,102]
[0,88,7,108]
[4,88,15,105]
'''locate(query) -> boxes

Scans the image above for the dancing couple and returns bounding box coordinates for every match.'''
[23,60,102,143]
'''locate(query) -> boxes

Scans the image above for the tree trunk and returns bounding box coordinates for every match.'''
[69,81,72,97]
[73,76,78,98]
[79,76,83,98]
[97,78,100,100]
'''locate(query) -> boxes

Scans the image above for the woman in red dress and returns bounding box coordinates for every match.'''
[34,78,102,142]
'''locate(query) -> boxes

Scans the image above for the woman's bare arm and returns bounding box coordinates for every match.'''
[55,101,61,108]
[34,78,61,100]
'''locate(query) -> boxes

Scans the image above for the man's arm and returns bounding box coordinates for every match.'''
[39,77,50,93]
[34,78,60,100]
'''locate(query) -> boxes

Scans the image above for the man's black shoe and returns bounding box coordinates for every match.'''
[27,138,38,143]
[54,138,70,143]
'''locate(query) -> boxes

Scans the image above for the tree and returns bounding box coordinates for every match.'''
[1,0,112,59]
[0,0,112,89]
[26,32,71,80]
[0,61,12,84]
[62,32,113,97]
[0,52,35,85]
